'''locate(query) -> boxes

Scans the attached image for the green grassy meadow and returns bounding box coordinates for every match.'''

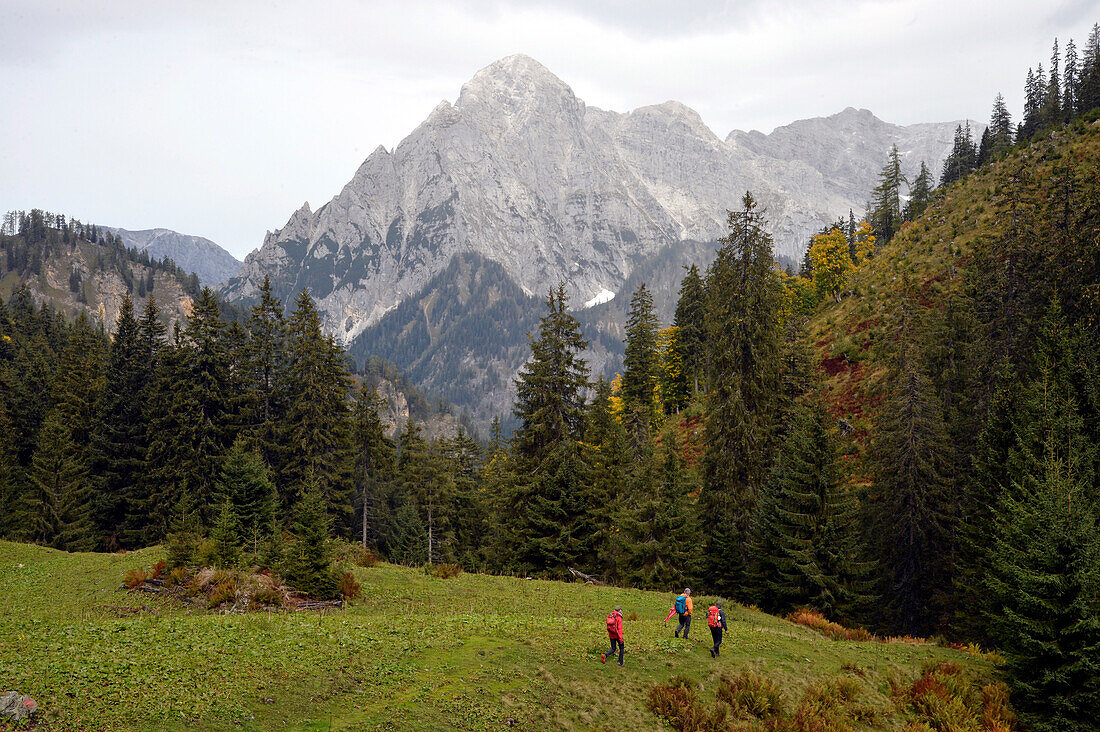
[0,541,999,731]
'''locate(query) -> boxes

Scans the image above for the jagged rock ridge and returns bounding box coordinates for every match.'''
[223,54,978,345]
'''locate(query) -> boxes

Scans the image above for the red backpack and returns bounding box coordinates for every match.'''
[606,612,619,634]
[707,606,721,628]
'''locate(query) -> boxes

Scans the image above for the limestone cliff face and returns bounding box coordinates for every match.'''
[223,54,976,345]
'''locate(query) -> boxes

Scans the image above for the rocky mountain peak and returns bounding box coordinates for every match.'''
[456,54,582,121]
[224,54,971,348]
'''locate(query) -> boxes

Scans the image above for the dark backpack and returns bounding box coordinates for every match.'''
[675,595,687,614]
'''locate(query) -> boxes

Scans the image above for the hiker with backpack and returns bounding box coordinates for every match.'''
[673,588,693,640]
[602,606,625,666]
[707,601,728,658]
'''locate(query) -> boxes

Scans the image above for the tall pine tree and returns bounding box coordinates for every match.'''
[282,289,354,531]
[700,192,784,596]
[511,284,590,467]
[90,294,148,549]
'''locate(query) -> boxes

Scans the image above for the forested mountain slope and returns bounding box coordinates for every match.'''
[1,210,199,331]
[807,120,1100,469]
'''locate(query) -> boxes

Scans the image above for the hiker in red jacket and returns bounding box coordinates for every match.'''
[602,606,625,666]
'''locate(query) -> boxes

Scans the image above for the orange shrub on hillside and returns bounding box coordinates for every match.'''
[786,608,874,642]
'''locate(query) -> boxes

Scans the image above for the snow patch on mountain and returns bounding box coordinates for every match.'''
[584,289,616,308]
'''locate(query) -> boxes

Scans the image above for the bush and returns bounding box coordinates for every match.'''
[165,567,189,588]
[647,676,714,732]
[150,560,167,580]
[338,571,361,600]
[122,568,148,589]
[714,671,784,719]
[207,576,239,609]
[424,563,463,579]
[251,586,284,608]
[332,542,379,568]
[786,608,875,642]
[354,547,379,568]
[899,661,1015,732]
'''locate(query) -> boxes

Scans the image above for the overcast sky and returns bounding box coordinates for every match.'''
[1,0,1095,259]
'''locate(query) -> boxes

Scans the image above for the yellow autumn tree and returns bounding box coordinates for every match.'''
[608,373,625,421]
[776,269,819,326]
[852,220,876,267]
[809,228,852,303]
[656,326,689,414]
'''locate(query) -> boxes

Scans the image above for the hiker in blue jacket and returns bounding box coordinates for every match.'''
[673,588,692,639]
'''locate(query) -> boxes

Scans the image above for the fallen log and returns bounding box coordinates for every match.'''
[292,599,344,612]
[568,567,605,585]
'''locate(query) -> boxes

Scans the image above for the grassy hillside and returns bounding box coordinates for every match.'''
[0,541,1004,731]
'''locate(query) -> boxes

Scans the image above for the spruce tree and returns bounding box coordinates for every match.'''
[1044,39,1062,128]
[418,440,457,564]
[614,439,702,590]
[585,375,631,499]
[985,449,1100,731]
[989,93,1014,155]
[0,406,20,540]
[1023,67,1045,138]
[164,492,202,569]
[441,428,485,569]
[121,296,166,543]
[673,264,706,396]
[902,162,933,222]
[657,326,690,414]
[208,498,243,568]
[138,295,166,364]
[143,324,192,541]
[25,410,95,551]
[1063,39,1079,121]
[511,284,590,467]
[390,499,428,566]
[866,341,952,636]
[1080,25,1100,116]
[285,477,338,598]
[939,123,978,188]
[700,192,784,596]
[352,385,394,550]
[155,287,234,530]
[516,440,596,577]
[752,403,870,622]
[90,294,148,549]
[621,282,660,426]
[50,313,106,471]
[243,276,288,474]
[282,289,354,530]
[215,436,277,554]
[395,419,432,558]
[869,145,905,240]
